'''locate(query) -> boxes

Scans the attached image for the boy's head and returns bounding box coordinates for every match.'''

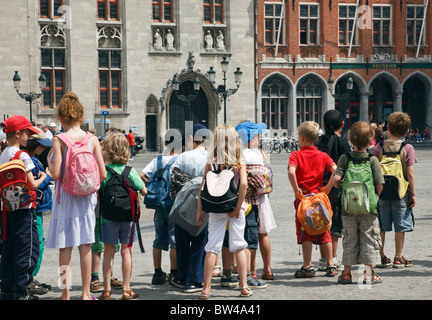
[323,110,344,134]
[297,121,319,145]
[349,121,373,150]
[387,112,411,138]
[101,133,130,165]
[4,115,39,144]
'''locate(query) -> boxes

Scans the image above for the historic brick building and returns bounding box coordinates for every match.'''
[255,0,432,138]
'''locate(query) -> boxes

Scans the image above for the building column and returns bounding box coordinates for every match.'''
[359,91,369,122]
[393,90,404,112]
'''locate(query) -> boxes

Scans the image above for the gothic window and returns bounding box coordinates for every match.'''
[97,0,120,21]
[40,24,66,108]
[204,0,223,24]
[339,4,358,46]
[40,0,63,19]
[407,5,426,46]
[153,0,173,23]
[261,76,289,129]
[296,76,323,127]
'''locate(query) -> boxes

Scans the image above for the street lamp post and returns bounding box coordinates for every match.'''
[207,57,242,124]
[13,71,47,123]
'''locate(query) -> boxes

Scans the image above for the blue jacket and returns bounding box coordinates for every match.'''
[31,157,53,213]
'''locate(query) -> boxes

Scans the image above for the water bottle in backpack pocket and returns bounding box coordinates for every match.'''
[341,155,378,215]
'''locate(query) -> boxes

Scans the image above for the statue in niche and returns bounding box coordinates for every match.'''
[186,52,195,71]
[205,30,213,51]
[154,29,163,50]
[216,30,225,51]
[166,29,175,51]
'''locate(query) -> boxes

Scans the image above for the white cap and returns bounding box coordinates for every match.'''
[50,122,57,127]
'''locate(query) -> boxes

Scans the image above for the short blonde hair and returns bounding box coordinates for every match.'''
[207,124,242,169]
[349,121,373,149]
[297,121,319,143]
[101,133,130,165]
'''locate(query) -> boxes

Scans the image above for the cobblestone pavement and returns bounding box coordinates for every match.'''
[34,146,432,304]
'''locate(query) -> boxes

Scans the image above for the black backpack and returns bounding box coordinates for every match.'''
[100,166,144,252]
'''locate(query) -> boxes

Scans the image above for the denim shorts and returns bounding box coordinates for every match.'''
[100,220,137,245]
[378,192,414,233]
[153,209,176,251]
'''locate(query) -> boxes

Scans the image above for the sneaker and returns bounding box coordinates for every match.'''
[110,277,123,289]
[247,277,267,289]
[184,282,203,293]
[90,279,104,293]
[333,257,344,271]
[220,275,239,287]
[151,271,168,285]
[170,276,186,289]
[318,258,326,271]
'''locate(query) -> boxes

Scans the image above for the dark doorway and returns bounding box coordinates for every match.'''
[403,76,426,131]
[169,80,208,133]
[146,115,157,151]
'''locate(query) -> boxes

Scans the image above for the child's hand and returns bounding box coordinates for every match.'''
[196,210,204,226]
[409,194,416,208]
[228,209,240,219]
[38,172,47,180]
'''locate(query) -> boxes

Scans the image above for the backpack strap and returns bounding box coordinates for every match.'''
[381,140,407,156]
[346,153,371,163]
[55,133,74,149]
[12,149,29,161]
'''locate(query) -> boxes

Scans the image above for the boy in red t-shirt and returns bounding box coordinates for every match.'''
[288,121,337,278]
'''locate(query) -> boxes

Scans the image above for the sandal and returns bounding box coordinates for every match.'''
[27,279,49,295]
[325,265,338,277]
[363,270,382,284]
[199,290,211,299]
[337,273,352,284]
[294,266,315,278]
[212,266,221,277]
[239,287,253,297]
[376,256,392,268]
[393,256,413,268]
[99,290,111,300]
[261,270,274,280]
[122,289,139,300]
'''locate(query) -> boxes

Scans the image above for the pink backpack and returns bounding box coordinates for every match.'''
[56,132,100,202]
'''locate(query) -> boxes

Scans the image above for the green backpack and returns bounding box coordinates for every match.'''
[341,154,378,215]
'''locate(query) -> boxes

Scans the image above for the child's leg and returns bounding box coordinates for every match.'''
[78,243,93,300]
[301,241,313,268]
[120,243,132,291]
[102,243,116,292]
[320,241,333,266]
[259,233,272,276]
[235,249,248,289]
[202,252,217,294]
[59,247,73,300]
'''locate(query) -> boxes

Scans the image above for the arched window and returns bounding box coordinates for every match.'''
[296,76,323,127]
[261,76,289,129]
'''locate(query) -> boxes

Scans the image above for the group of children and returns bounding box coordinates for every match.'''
[0,90,416,300]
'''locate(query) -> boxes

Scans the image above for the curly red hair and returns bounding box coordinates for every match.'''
[57,92,84,125]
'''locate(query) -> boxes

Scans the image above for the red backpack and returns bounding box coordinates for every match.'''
[0,150,36,240]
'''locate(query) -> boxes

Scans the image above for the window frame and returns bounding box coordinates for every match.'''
[373,5,392,46]
[204,0,224,24]
[264,2,284,45]
[97,0,120,21]
[153,0,174,23]
[39,0,63,19]
[338,4,358,46]
[406,5,426,46]
[98,49,122,108]
[299,3,320,46]
[261,77,289,130]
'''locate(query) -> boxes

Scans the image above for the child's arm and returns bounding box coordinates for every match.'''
[197,164,211,226]
[26,171,47,190]
[139,172,149,184]
[288,166,300,194]
[47,137,62,180]
[375,184,383,196]
[406,165,415,208]
[92,136,107,182]
[229,162,247,219]
[139,186,147,197]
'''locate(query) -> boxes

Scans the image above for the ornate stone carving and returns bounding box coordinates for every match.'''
[98,25,122,48]
[40,23,66,47]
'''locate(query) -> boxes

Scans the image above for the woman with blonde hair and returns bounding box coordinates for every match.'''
[197,124,251,298]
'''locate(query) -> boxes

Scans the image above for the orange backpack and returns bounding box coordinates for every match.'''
[296,189,333,236]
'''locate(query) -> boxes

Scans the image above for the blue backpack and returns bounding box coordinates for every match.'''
[144,155,177,211]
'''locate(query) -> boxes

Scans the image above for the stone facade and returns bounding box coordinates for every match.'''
[0,0,255,151]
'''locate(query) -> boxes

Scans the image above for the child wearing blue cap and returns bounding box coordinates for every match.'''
[235,121,269,289]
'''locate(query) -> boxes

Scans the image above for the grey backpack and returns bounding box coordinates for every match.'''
[169,176,208,236]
